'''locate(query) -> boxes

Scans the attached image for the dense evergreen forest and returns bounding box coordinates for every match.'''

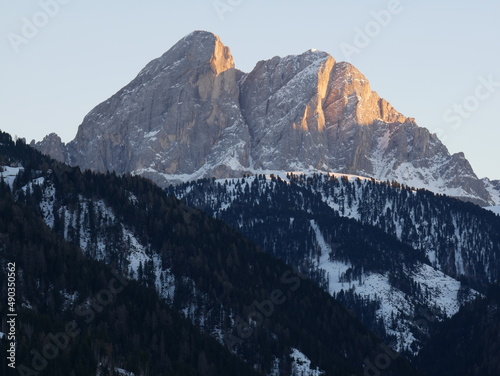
[171,174,500,291]
[168,171,500,359]
[169,175,489,352]
[0,183,261,376]
[3,129,500,375]
[0,131,423,375]
[418,285,500,376]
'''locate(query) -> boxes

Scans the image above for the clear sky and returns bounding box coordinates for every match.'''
[1,1,499,178]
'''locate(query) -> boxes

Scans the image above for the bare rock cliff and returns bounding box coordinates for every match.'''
[33,31,497,205]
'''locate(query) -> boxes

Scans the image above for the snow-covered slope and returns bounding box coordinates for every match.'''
[0,165,22,188]
[170,173,499,352]
[289,348,325,376]
[483,177,500,205]
[25,174,178,304]
[311,219,477,353]
[173,173,500,285]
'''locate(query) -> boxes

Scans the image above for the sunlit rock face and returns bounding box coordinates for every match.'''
[33,31,497,205]
[59,31,250,185]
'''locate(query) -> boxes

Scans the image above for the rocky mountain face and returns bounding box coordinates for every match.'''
[32,30,498,206]
[483,178,500,206]
[32,132,68,162]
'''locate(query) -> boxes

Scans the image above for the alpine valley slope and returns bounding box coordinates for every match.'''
[0,131,423,376]
[169,173,500,354]
[32,30,500,207]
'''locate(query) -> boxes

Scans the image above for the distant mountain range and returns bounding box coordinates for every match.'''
[32,30,500,206]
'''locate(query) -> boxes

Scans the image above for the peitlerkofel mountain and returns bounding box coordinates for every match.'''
[32,30,500,206]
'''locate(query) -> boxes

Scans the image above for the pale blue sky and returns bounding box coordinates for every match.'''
[1,1,499,178]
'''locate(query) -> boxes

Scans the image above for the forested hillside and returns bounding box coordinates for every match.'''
[0,131,422,375]
[0,182,261,376]
[418,285,500,376]
[169,173,500,353]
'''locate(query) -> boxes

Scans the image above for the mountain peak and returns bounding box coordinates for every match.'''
[33,31,500,206]
[183,29,218,40]
[30,132,66,163]
[170,30,234,75]
[131,30,235,83]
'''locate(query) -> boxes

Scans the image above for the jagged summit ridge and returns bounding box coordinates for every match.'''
[59,30,246,181]
[138,30,235,78]
[33,31,499,206]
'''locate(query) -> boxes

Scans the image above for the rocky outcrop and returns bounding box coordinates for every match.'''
[62,31,250,186]
[33,30,496,205]
[482,178,500,205]
[30,133,67,163]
